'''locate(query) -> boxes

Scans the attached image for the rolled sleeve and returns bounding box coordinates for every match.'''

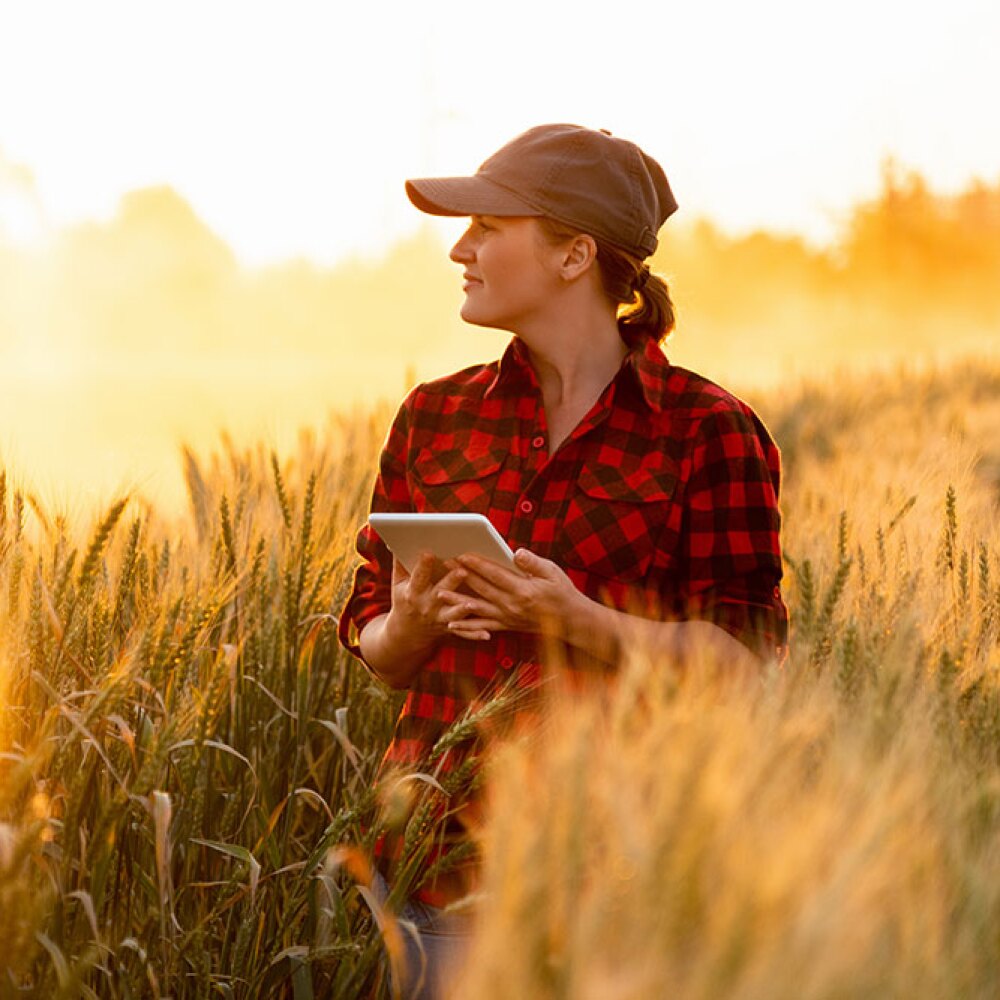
[337,394,415,661]
[681,406,788,660]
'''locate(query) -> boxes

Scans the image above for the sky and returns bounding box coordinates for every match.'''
[0,0,998,266]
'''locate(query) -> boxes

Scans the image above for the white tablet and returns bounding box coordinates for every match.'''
[368,513,520,574]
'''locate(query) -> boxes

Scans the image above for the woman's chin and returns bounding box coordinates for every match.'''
[459,302,496,328]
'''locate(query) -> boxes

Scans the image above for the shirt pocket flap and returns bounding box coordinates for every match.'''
[413,445,507,485]
[577,461,678,503]
[560,458,680,584]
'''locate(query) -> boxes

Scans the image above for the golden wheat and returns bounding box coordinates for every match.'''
[1,359,999,998]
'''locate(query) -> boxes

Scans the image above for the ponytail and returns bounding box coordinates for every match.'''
[616,266,675,349]
[536,218,675,347]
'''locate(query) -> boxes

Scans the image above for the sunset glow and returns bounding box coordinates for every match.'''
[3,5,1000,993]
[1,0,999,507]
[1,0,998,263]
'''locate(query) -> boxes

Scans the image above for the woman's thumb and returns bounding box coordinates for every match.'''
[514,548,543,575]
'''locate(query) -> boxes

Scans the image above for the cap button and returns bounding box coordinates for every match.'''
[599,128,612,136]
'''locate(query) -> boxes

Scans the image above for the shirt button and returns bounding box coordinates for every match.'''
[519,499,534,515]
[531,435,545,449]
[500,656,515,669]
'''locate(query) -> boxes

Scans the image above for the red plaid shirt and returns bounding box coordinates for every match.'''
[339,335,788,771]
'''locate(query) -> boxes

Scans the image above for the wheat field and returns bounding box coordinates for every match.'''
[2,357,999,998]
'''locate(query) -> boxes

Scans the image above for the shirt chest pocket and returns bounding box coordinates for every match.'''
[559,459,679,582]
[409,445,507,514]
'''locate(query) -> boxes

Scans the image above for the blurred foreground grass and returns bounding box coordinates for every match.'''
[2,357,1000,998]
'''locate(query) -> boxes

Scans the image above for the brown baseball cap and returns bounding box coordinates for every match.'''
[405,123,678,259]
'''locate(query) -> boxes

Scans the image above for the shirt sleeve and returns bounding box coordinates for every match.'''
[680,405,788,661]
[337,393,415,662]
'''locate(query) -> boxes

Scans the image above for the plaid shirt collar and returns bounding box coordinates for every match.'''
[485,335,670,413]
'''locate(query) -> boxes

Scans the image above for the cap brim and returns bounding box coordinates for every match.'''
[405,175,541,218]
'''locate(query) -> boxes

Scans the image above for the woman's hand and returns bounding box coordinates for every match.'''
[386,553,472,645]
[438,548,590,642]
[358,553,473,688]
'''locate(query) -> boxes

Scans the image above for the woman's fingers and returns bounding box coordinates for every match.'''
[454,567,512,605]
[439,600,475,624]
[408,552,438,594]
[448,617,504,633]
[450,628,491,642]
[438,590,503,621]
[513,547,559,579]
[435,565,467,594]
[457,553,523,586]
[436,587,506,635]
[437,589,476,607]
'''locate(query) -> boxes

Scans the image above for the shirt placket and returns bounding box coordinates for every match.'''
[495,382,617,672]
[494,393,548,671]
[506,396,548,545]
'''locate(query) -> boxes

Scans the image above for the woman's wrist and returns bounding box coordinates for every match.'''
[383,606,440,659]
[561,592,622,664]
[359,610,440,689]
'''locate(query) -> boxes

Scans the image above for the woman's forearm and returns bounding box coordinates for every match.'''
[358,611,439,689]
[448,550,760,673]
[563,596,760,673]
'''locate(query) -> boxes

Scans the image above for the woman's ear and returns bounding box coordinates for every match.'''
[559,233,598,282]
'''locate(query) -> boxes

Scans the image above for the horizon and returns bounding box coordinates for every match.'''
[2,0,999,511]
[2,164,998,513]
[2,0,999,266]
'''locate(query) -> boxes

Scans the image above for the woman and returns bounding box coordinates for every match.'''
[338,123,788,997]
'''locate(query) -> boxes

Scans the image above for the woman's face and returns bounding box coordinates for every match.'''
[449,216,564,332]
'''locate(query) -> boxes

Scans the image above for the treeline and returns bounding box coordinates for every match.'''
[659,161,1000,380]
[1,162,998,396]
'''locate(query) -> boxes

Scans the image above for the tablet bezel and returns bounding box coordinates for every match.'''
[368,513,520,575]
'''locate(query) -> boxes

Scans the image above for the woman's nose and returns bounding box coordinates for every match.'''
[449,227,475,263]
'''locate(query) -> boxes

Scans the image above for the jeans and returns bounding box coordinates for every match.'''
[369,870,473,1000]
